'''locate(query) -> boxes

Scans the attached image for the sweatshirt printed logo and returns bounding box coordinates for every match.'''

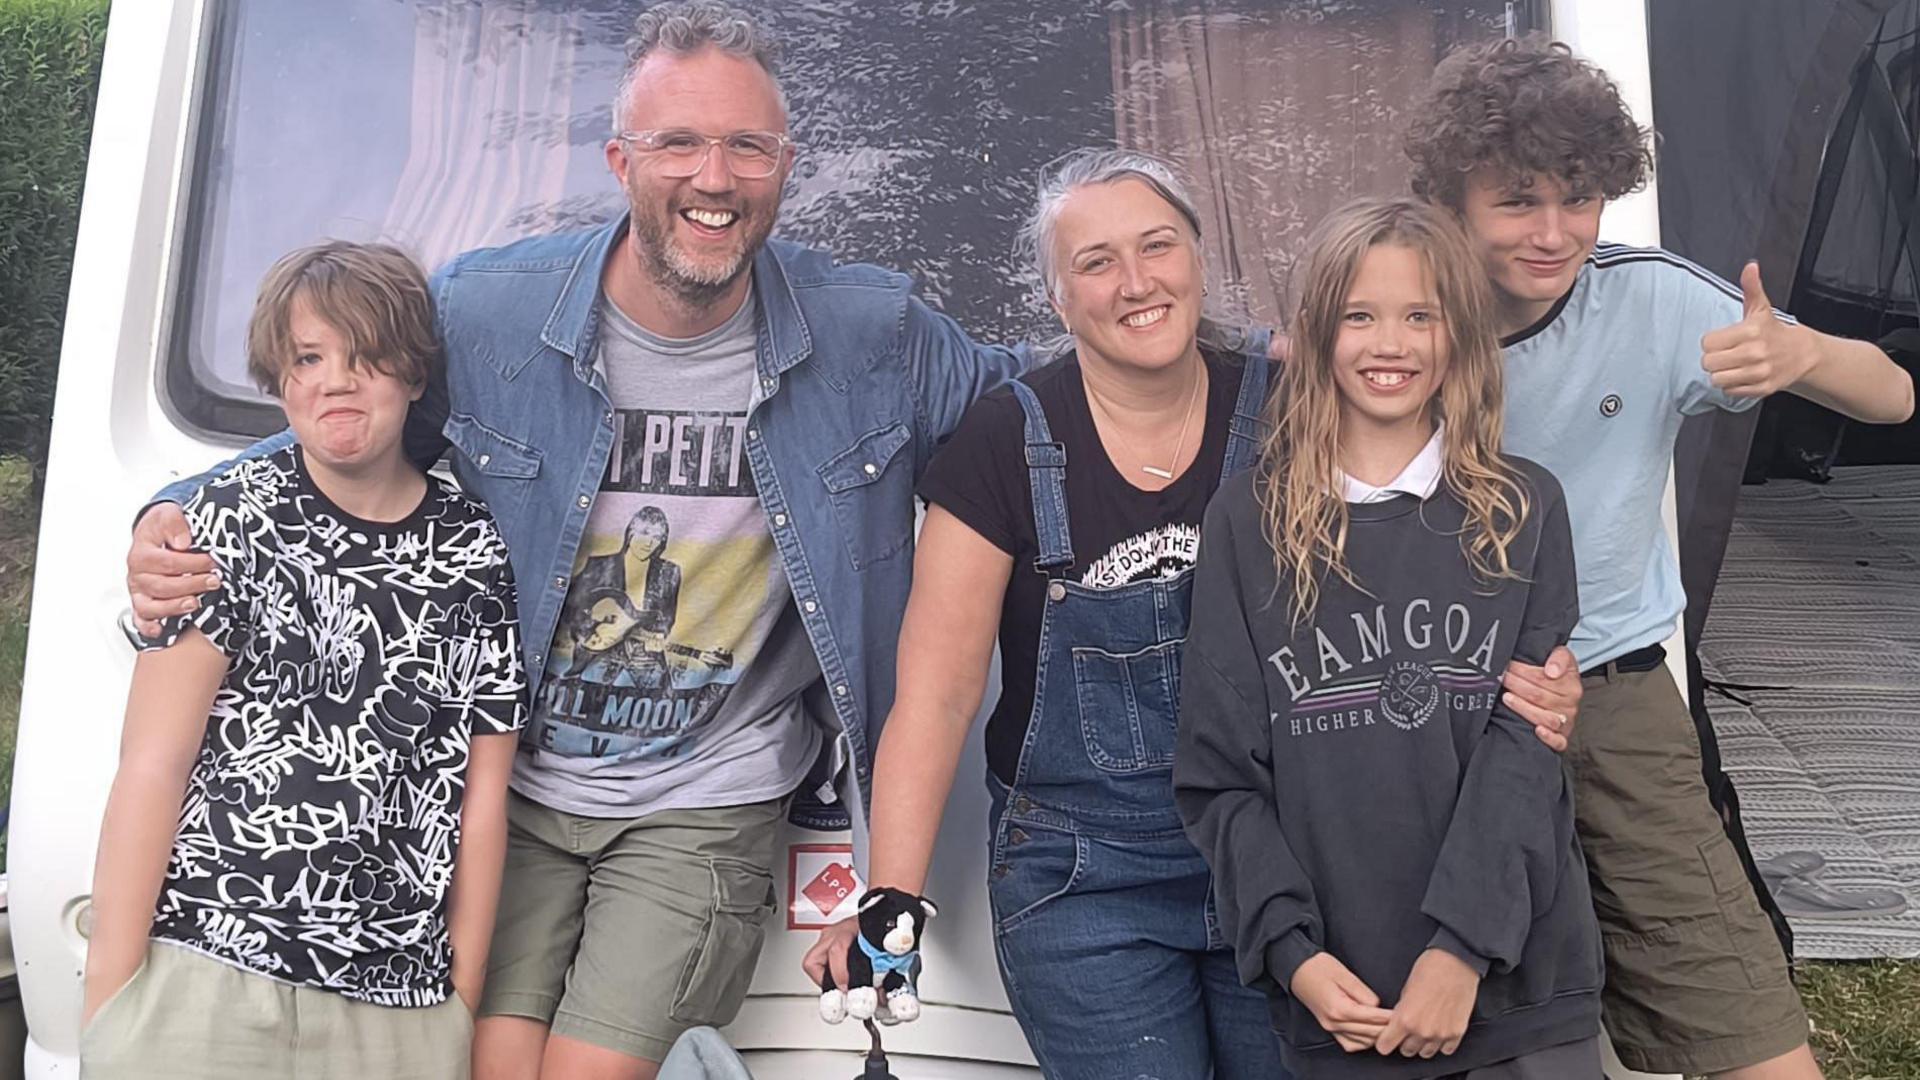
[1266,598,1502,739]
[1379,661,1440,730]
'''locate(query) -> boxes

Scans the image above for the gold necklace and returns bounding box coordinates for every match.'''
[1085,361,1204,481]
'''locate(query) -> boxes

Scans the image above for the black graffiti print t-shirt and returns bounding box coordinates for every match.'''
[918,350,1247,785]
[137,444,527,1006]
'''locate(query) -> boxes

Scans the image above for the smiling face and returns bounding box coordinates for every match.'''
[278,294,421,474]
[1047,176,1205,374]
[1332,243,1450,439]
[1457,167,1602,333]
[605,45,793,309]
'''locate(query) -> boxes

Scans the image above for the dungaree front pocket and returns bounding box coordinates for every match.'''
[1070,639,1182,774]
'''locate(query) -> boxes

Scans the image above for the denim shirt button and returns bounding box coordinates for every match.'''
[1012,795,1033,814]
[577,495,591,509]
[477,453,491,467]
[748,428,759,440]
[803,600,818,614]
[532,654,544,667]
[553,576,566,590]
[863,463,877,476]
[773,513,787,527]
[1046,582,1066,602]
[992,864,1010,880]
[1009,828,1029,846]
[835,684,847,696]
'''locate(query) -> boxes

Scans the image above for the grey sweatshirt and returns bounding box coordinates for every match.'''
[1176,460,1602,1080]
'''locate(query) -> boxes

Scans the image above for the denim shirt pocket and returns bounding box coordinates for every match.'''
[445,412,542,478]
[444,412,543,520]
[818,420,914,570]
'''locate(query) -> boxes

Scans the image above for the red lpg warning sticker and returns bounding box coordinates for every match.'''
[788,843,864,930]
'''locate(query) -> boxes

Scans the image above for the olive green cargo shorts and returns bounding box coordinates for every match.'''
[477,790,784,1063]
[1569,664,1809,1075]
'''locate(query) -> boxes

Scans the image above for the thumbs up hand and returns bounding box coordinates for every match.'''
[1700,261,1817,398]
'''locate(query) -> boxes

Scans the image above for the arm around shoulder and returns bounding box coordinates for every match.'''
[130,436,291,633]
[901,294,1034,445]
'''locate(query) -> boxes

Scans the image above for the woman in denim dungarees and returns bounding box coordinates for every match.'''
[809,149,1289,1079]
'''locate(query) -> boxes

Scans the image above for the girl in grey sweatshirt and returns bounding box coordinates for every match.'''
[1176,198,1603,1080]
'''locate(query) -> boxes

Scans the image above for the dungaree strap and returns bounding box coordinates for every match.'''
[1009,380,1074,574]
[1220,349,1272,480]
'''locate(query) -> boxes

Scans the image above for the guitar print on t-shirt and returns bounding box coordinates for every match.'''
[532,404,773,762]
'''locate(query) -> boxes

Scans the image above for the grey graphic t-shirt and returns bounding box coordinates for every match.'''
[513,289,822,816]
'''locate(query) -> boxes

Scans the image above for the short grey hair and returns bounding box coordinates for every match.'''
[1019,147,1248,355]
[613,1,787,130]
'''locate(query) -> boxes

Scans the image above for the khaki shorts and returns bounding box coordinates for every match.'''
[478,790,784,1063]
[1568,664,1809,1075]
[80,940,472,1080]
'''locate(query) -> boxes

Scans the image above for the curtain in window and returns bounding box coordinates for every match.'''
[382,0,586,270]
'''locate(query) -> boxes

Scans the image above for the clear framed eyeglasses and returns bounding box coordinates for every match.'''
[616,129,794,179]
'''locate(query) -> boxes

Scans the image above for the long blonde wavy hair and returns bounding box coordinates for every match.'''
[1260,197,1529,624]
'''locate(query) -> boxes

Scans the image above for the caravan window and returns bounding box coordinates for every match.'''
[166,0,1524,439]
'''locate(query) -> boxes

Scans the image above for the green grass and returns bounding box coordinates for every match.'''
[0,454,38,870]
[1802,960,1920,1079]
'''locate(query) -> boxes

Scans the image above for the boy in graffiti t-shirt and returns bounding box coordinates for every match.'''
[80,242,526,1080]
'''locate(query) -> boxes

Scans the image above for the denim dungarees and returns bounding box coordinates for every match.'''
[986,354,1289,1080]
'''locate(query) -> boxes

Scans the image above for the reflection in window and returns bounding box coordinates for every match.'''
[171,0,1514,437]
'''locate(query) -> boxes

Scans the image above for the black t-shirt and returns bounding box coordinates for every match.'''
[918,349,1253,784]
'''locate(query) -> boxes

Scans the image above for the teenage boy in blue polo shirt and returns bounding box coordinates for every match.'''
[1405,35,1914,1080]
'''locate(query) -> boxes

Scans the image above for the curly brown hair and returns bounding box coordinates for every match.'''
[1404,35,1653,209]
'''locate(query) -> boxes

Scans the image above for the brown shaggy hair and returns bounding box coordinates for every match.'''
[1403,35,1654,209]
[246,241,439,397]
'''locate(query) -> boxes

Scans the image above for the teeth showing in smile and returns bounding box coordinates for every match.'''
[684,208,737,228]
[1363,370,1412,388]
[1122,306,1168,329]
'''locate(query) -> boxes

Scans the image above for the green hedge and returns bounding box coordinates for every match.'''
[0,0,109,483]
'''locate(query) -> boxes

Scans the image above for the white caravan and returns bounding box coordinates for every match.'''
[8,1,1666,1077]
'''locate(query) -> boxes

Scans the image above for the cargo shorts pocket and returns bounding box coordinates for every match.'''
[669,857,777,1026]
[1700,832,1792,990]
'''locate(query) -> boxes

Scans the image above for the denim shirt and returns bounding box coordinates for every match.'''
[158,217,1029,813]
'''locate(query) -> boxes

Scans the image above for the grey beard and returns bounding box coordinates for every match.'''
[658,241,746,306]
[632,214,753,310]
